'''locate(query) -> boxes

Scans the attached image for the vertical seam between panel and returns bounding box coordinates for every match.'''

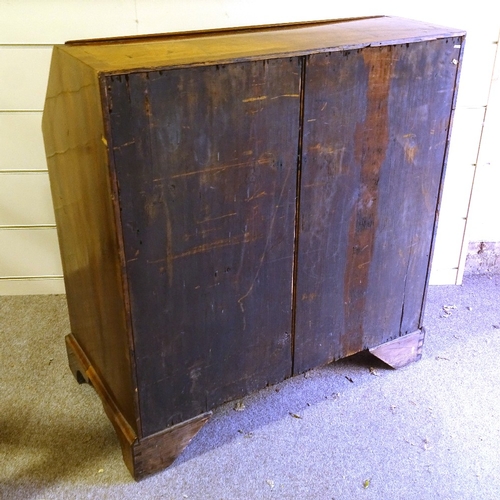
[291,55,307,376]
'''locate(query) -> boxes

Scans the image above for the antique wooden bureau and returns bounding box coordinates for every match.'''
[42,16,465,479]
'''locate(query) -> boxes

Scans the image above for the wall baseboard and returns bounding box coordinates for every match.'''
[0,277,65,295]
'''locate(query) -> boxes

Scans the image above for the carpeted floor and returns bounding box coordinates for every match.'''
[1,274,499,499]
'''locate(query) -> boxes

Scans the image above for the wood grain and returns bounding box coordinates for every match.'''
[65,333,211,480]
[130,412,211,480]
[42,17,465,479]
[106,58,300,436]
[60,17,465,74]
[42,46,140,434]
[294,38,463,373]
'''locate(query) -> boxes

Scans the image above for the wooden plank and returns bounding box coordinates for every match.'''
[454,26,499,108]
[428,268,463,286]
[294,37,462,373]
[0,172,55,225]
[133,1,371,37]
[0,0,137,44]
[0,228,62,276]
[447,107,487,176]
[456,32,500,283]
[429,217,467,285]
[42,47,139,435]
[0,47,52,110]
[106,58,300,436]
[476,30,500,168]
[466,162,500,241]
[0,112,47,170]
[429,108,482,284]
[62,17,465,75]
[0,277,65,295]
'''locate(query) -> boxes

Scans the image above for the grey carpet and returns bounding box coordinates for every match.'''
[1,274,499,499]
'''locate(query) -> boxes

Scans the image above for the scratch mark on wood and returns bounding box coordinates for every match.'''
[357,261,371,269]
[170,159,271,179]
[245,190,268,202]
[237,163,293,324]
[113,139,136,150]
[270,94,300,99]
[303,182,327,188]
[242,96,267,102]
[196,212,237,224]
[172,232,259,260]
[165,200,174,285]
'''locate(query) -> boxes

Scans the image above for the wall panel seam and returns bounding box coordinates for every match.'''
[0,109,43,113]
[0,225,56,230]
[0,44,53,48]
[0,276,63,281]
[0,170,48,174]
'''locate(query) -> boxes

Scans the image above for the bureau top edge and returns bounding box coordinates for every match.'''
[57,16,466,75]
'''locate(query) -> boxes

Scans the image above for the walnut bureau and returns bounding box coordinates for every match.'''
[42,16,465,479]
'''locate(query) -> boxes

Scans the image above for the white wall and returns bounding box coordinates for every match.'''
[0,0,498,294]
[464,38,500,244]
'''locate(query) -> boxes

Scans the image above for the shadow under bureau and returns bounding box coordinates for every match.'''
[42,16,465,479]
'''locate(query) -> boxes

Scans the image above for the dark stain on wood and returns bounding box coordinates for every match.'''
[130,412,212,480]
[294,39,461,374]
[107,59,301,436]
[42,18,465,479]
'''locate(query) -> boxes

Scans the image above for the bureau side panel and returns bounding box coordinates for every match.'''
[294,39,462,373]
[41,47,139,432]
[106,58,300,436]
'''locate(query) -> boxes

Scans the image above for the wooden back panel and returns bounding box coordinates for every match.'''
[294,38,463,373]
[43,18,465,440]
[106,59,300,436]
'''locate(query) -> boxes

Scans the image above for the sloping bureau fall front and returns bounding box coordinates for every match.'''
[42,16,465,480]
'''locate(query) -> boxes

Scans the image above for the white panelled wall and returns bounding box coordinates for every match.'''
[0,0,498,294]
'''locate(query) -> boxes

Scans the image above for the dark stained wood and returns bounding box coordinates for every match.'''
[294,38,463,374]
[42,17,465,480]
[65,334,211,480]
[130,413,212,480]
[106,59,300,436]
[369,329,425,369]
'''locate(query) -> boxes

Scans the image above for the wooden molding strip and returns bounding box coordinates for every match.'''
[66,16,383,46]
[65,333,212,480]
[65,334,137,446]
